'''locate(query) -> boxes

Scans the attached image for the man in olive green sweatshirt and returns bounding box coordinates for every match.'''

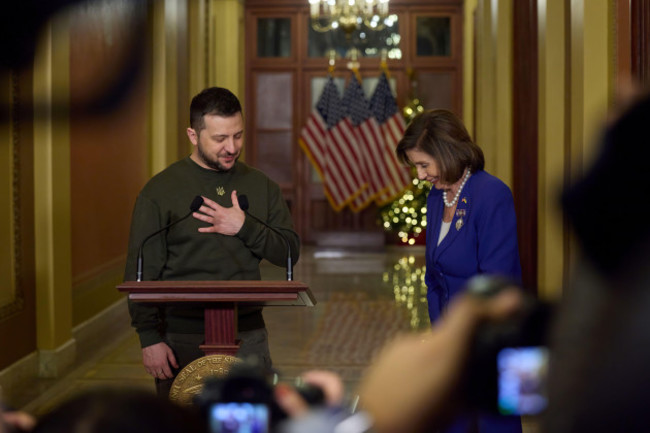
[124,87,300,397]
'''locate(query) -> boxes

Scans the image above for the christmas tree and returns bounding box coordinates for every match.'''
[378,69,430,245]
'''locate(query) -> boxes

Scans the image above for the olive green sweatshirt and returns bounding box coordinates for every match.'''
[124,157,300,348]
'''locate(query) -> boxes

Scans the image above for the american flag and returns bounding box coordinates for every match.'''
[369,71,411,204]
[299,76,366,210]
[342,73,393,211]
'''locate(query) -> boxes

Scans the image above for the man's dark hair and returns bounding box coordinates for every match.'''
[32,387,207,433]
[189,87,242,132]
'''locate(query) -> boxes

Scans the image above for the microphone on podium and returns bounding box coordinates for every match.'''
[237,194,293,281]
[135,196,204,282]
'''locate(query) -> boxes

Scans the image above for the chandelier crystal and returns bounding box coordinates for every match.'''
[309,0,390,35]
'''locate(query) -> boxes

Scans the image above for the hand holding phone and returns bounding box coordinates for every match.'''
[464,275,554,416]
[497,346,549,415]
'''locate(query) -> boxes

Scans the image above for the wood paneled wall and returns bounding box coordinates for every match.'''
[512,0,539,293]
[0,70,37,368]
[68,4,151,325]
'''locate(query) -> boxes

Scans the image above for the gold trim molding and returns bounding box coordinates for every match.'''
[0,70,25,321]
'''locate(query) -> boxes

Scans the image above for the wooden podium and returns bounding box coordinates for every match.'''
[117,280,315,356]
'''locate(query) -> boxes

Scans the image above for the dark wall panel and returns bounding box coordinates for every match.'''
[512,0,539,293]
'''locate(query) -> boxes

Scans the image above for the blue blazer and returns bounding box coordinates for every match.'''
[424,170,522,323]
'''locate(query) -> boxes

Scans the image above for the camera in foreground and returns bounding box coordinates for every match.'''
[464,275,554,417]
[195,362,324,433]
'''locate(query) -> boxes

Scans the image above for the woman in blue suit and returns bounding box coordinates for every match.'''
[396,109,522,433]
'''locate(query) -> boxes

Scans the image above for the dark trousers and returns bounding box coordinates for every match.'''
[155,328,272,398]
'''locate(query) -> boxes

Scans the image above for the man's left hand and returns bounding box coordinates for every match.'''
[193,191,245,235]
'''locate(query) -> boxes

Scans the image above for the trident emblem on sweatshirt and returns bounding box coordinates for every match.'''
[216,186,225,196]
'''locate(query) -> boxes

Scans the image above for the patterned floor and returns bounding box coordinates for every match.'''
[261,246,429,398]
[21,246,429,417]
[18,245,537,432]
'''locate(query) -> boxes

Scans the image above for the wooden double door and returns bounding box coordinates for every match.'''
[244,0,464,245]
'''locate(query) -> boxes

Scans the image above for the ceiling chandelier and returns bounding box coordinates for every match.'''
[308,0,391,35]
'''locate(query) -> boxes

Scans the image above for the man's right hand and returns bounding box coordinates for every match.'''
[142,342,178,380]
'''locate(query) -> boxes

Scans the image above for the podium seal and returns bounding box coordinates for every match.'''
[169,354,241,405]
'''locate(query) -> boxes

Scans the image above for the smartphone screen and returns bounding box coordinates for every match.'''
[209,402,269,433]
[497,346,549,416]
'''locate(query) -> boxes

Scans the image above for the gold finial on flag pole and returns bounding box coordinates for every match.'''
[380,48,390,78]
[328,49,337,74]
[346,48,361,80]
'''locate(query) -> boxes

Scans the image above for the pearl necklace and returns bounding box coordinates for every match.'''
[442,169,471,208]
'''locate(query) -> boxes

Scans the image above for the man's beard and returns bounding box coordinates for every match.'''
[197,144,238,171]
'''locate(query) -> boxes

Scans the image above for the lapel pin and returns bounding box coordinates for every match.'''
[455,208,466,231]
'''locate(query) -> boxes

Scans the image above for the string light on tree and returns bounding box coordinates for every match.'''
[379,177,430,245]
[378,66,428,245]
